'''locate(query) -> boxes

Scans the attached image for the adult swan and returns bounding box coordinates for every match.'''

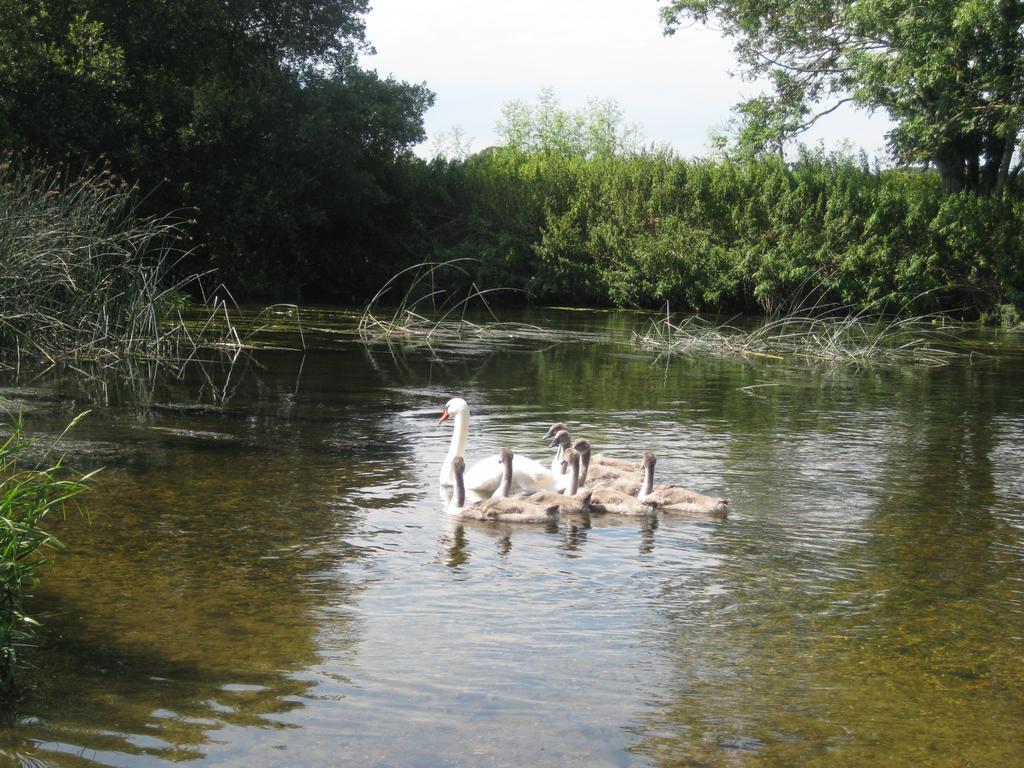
[438,397,557,496]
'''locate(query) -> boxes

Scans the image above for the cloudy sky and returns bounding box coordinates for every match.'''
[362,0,893,159]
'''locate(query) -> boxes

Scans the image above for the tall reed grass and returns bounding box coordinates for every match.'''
[0,160,200,364]
[0,414,94,697]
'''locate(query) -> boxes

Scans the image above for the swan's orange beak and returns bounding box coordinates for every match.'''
[438,408,450,425]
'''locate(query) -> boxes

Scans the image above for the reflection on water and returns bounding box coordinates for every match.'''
[0,308,1021,767]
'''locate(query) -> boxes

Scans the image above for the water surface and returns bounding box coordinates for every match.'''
[0,308,1021,767]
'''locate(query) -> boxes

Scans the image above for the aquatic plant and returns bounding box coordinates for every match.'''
[634,303,961,367]
[0,415,94,697]
[358,257,963,366]
[997,304,1021,329]
[358,259,559,344]
[0,160,205,364]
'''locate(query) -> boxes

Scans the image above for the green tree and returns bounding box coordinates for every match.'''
[0,0,433,298]
[660,0,1024,194]
[497,88,642,158]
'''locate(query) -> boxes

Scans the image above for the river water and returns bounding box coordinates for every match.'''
[0,308,1021,767]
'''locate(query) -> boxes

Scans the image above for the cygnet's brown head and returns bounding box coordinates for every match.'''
[499,447,514,465]
[550,429,572,449]
[572,438,591,456]
[543,421,569,439]
[451,456,466,476]
[643,452,656,470]
[564,447,579,469]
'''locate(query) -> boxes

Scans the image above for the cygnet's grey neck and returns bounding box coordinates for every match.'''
[497,448,514,497]
[452,459,466,508]
[564,449,580,495]
[639,452,656,497]
[572,439,591,485]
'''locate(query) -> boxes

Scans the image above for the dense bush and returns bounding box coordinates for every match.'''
[423,148,1024,315]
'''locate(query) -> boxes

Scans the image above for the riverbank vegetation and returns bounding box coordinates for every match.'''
[0,161,200,364]
[1,2,1022,320]
[0,0,433,301]
[420,140,1024,317]
[0,416,93,698]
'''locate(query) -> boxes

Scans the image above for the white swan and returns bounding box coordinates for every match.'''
[448,454,560,523]
[438,398,557,496]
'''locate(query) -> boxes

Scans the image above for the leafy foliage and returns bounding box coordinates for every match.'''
[497,88,643,158]
[660,0,1024,195]
[0,416,93,697]
[424,139,1024,315]
[2,4,1020,312]
[0,0,434,299]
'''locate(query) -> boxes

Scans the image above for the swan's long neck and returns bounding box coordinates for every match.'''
[639,458,654,497]
[567,454,579,495]
[441,409,470,485]
[578,450,589,486]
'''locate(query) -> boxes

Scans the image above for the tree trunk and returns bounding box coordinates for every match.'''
[995,125,1018,195]
[935,152,966,194]
[967,153,981,191]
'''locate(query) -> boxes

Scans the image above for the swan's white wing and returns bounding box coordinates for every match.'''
[550,453,563,477]
[509,454,558,492]
[464,453,557,496]
[552,468,577,493]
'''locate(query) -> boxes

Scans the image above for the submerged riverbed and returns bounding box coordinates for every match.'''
[0,308,1021,767]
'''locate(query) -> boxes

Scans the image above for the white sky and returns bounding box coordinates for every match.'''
[362,1,893,159]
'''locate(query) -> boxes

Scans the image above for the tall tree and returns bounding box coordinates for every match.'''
[0,0,433,297]
[660,0,1024,194]
[497,88,642,158]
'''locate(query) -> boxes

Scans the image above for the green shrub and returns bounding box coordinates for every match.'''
[420,147,1023,317]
